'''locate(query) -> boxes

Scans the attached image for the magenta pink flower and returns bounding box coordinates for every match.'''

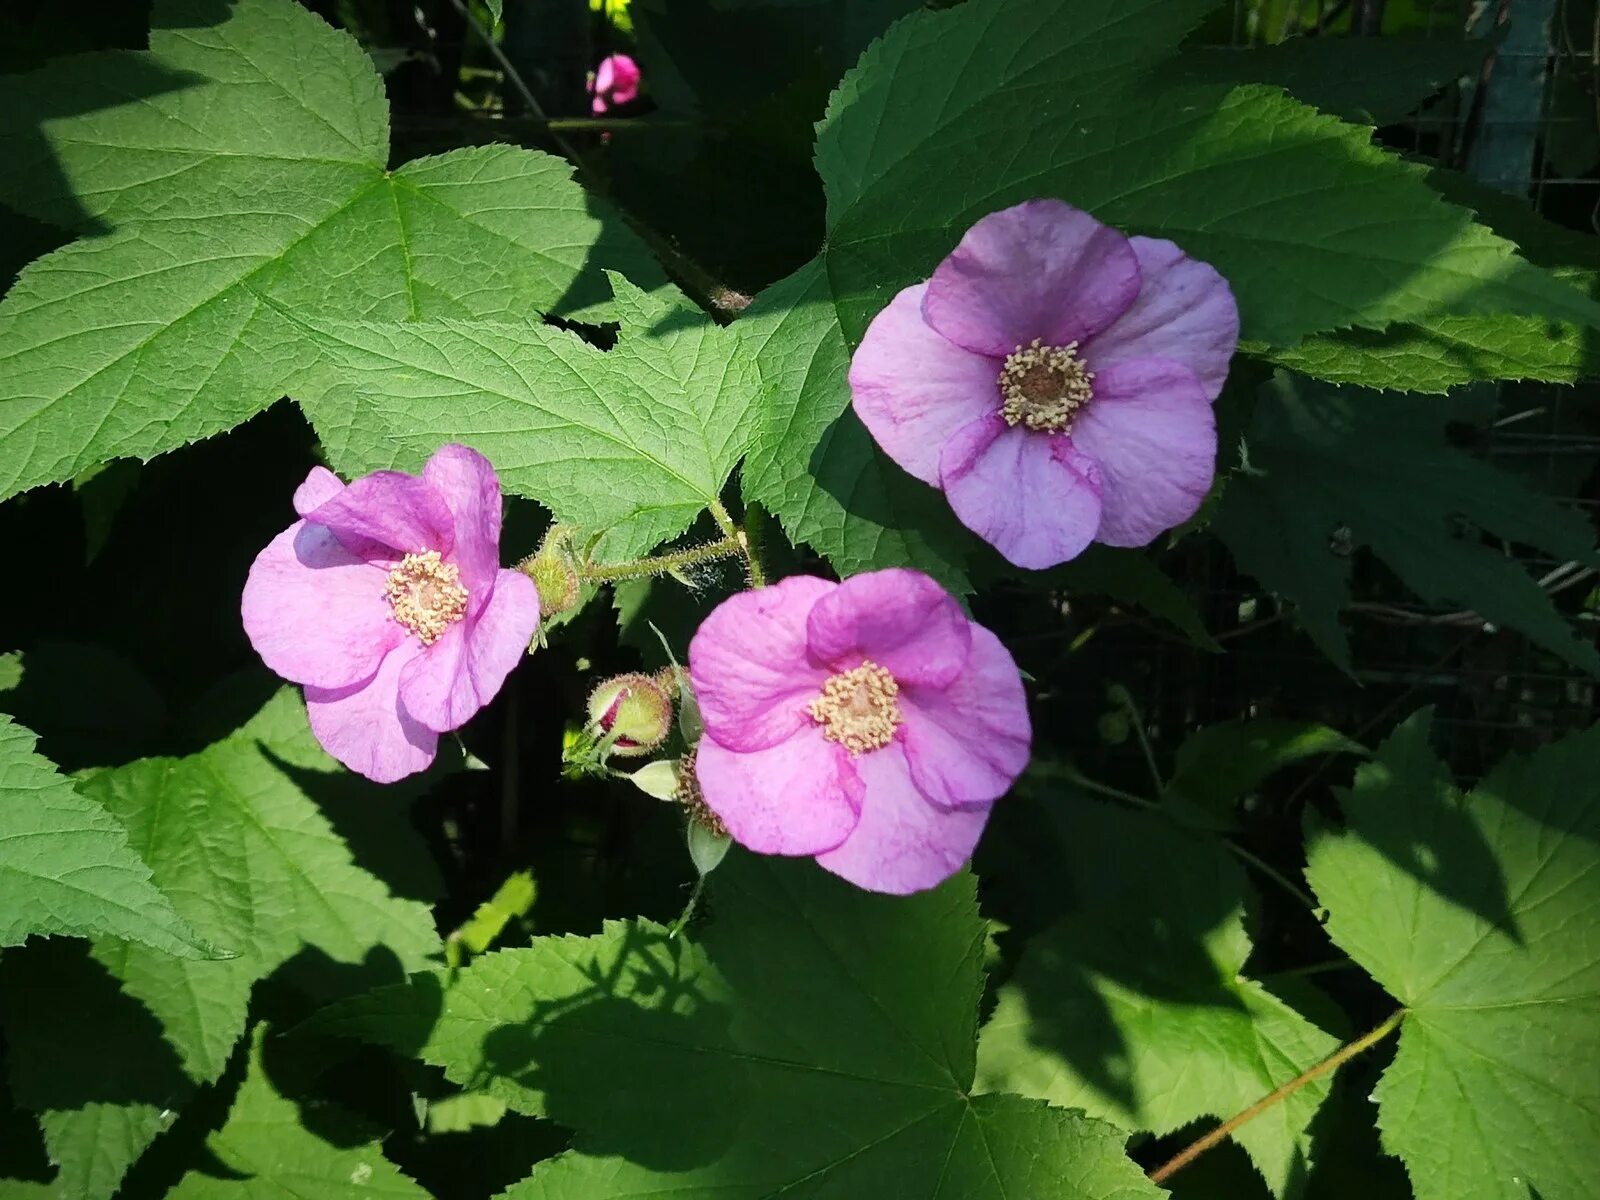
[850,198,1240,569]
[687,569,1030,895]
[589,53,641,114]
[242,446,540,783]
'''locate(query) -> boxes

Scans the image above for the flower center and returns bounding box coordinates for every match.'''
[998,338,1094,433]
[384,550,468,645]
[808,660,903,755]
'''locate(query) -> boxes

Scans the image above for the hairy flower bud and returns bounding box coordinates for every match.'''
[519,526,582,620]
[587,671,675,756]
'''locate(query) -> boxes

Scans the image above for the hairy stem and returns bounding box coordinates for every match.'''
[577,536,744,584]
[1150,1010,1406,1184]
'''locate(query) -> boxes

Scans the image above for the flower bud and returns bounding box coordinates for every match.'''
[518,524,582,621]
[587,672,674,756]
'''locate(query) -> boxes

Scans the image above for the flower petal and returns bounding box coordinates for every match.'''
[940,416,1102,569]
[1086,236,1240,401]
[805,567,971,688]
[305,642,438,783]
[293,465,344,516]
[689,574,835,753]
[849,283,1001,485]
[923,199,1141,358]
[242,521,402,689]
[308,470,455,560]
[398,569,539,733]
[695,728,862,856]
[422,444,503,608]
[902,624,1030,808]
[1071,358,1216,547]
[814,744,990,895]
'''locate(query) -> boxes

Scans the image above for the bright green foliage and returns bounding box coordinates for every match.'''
[739,259,976,590]
[1306,713,1600,1200]
[1213,374,1600,674]
[296,274,759,560]
[0,713,207,957]
[0,0,660,502]
[307,855,1163,1198]
[1,691,439,1199]
[166,1027,430,1200]
[976,801,1340,1195]
[741,0,1599,582]
[1165,718,1366,829]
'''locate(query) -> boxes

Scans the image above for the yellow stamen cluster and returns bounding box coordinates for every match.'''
[384,550,468,645]
[998,337,1095,433]
[808,660,903,755]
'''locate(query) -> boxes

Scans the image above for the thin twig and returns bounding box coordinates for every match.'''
[1149,1010,1406,1184]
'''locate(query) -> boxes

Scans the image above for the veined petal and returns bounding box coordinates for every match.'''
[814,744,991,895]
[696,729,862,857]
[242,520,402,689]
[1086,236,1239,401]
[422,444,503,610]
[924,199,1141,358]
[1071,358,1216,547]
[850,283,1001,485]
[305,642,438,783]
[940,416,1102,569]
[293,465,344,516]
[398,569,540,733]
[805,568,970,689]
[902,624,1030,808]
[308,469,455,560]
[689,575,835,752]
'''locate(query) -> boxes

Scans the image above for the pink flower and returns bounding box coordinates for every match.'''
[687,569,1030,895]
[242,446,540,783]
[589,53,641,114]
[850,198,1240,569]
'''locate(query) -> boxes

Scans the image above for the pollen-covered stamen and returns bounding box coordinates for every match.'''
[384,550,468,645]
[998,337,1095,433]
[809,660,903,755]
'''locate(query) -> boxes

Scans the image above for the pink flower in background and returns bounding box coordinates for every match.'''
[687,570,1030,895]
[850,198,1240,570]
[589,52,641,114]
[242,446,540,783]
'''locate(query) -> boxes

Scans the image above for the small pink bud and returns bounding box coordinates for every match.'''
[587,671,674,756]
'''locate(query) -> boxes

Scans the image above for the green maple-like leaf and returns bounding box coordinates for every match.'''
[305,854,1163,1198]
[1212,373,1600,674]
[0,713,207,958]
[742,0,1598,581]
[976,799,1340,1196]
[0,690,440,1200]
[294,273,759,559]
[165,1026,430,1200]
[1305,712,1600,1200]
[0,0,661,502]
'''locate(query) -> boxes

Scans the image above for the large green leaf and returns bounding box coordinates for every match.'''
[0,714,206,957]
[976,800,1340,1195]
[0,691,440,1199]
[1305,712,1600,1200]
[743,0,1599,580]
[0,0,662,502]
[739,259,976,589]
[305,855,1162,1198]
[294,273,758,560]
[1212,374,1600,674]
[166,1026,430,1200]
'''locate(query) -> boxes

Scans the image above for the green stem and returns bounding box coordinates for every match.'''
[1062,770,1320,912]
[668,874,708,938]
[576,536,743,584]
[1149,1010,1406,1184]
[707,499,766,586]
[1113,687,1165,793]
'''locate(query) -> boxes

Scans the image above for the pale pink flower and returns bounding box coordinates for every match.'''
[850,199,1240,569]
[688,570,1030,894]
[242,446,539,782]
